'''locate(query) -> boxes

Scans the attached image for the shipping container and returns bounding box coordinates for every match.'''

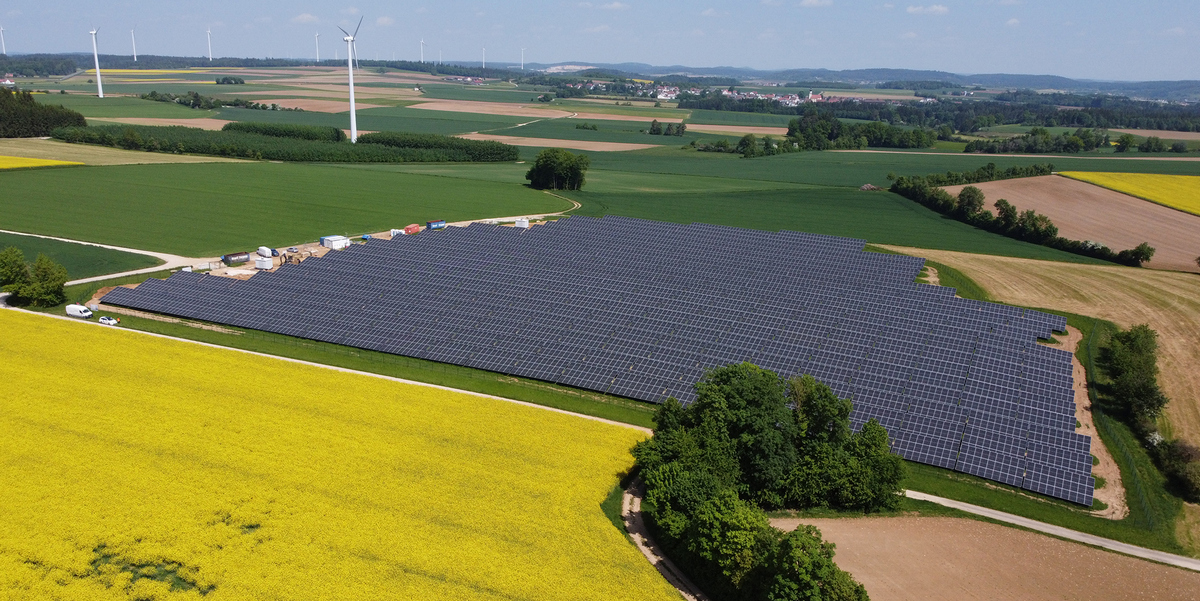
[515,218,530,229]
[426,220,447,230]
[255,257,273,270]
[320,235,350,250]
[222,252,250,264]
[404,224,421,235]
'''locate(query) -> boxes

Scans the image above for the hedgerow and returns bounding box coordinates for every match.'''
[357,131,519,161]
[51,125,480,163]
[0,88,87,138]
[222,121,346,142]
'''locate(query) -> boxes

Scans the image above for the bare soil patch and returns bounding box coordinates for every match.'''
[1112,129,1200,141]
[253,98,384,112]
[456,133,659,152]
[685,124,788,136]
[877,247,1200,467]
[0,138,244,166]
[1044,326,1128,519]
[89,117,232,131]
[921,265,941,287]
[409,100,573,119]
[771,517,1200,601]
[943,175,1200,273]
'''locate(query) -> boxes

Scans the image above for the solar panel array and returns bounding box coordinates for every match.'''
[103,215,1093,505]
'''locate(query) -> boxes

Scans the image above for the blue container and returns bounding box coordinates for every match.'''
[427,220,447,230]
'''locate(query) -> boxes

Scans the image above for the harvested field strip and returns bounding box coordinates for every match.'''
[943,175,1200,273]
[0,155,81,170]
[684,124,789,136]
[408,100,573,118]
[880,246,1200,467]
[771,517,1200,601]
[0,138,245,166]
[1111,129,1200,141]
[1059,172,1200,217]
[0,309,677,601]
[456,133,660,152]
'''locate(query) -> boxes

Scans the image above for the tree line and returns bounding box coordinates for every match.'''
[691,112,939,156]
[647,120,687,136]
[634,363,904,601]
[964,127,1109,154]
[0,88,86,137]
[0,247,68,308]
[889,163,1156,266]
[1100,326,1200,501]
[52,124,520,163]
[141,91,303,112]
[677,91,1200,134]
[0,55,79,76]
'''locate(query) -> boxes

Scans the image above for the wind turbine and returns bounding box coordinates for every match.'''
[206,28,212,61]
[2,23,8,56]
[482,47,485,69]
[521,48,525,70]
[420,38,425,62]
[314,32,320,62]
[338,17,363,142]
[89,28,104,98]
[131,25,137,62]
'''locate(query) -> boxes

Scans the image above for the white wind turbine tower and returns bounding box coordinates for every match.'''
[338,17,363,142]
[131,25,137,62]
[420,38,425,62]
[521,48,525,70]
[481,47,485,69]
[206,28,212,61]
[89,28,104,98]
[314,32,320,63]
[1,23,7,56]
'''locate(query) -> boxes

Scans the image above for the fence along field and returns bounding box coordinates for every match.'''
[0,309,679,601]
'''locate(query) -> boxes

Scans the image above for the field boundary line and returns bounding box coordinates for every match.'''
[905,490,1200,571]
[623,478,709,601]
[1,305,651,435]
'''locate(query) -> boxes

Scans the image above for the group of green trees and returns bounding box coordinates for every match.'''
[1100,326,1200,501]
[140,91,303,112]
[889,164,1156,266]
[52,123,519,163]
[0,247,68,308]
[1113,134,1189,154]
[525,148,590,190]
[787,113,937,150]
[0,55,78,76]
[647,120,687,136]
[634,363,904,601]
[0,88,87,137]
[964,127,1109,154]
[215,76,246,85]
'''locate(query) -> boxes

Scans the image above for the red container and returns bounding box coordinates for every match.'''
[404,224,421,235]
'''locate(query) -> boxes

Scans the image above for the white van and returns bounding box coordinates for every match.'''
[65,304,93,319]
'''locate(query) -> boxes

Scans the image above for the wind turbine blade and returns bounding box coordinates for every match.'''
[352,16,363,38]
[337,25,350,37]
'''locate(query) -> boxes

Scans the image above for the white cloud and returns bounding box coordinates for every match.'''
[1166,26,1186,35]
[415,7,429,14]
[376,16,395,26]
[701,8,717,16]
[907,4,948,14]
[800,0,833,6]
[341,7,360,15]
[1005,18,1019,26]
[291,13,319,24]
[883,3,895,8]
[761,0,784,5]
[584,24,611,32]
[900,31,918,39]
[601,2,630,9]
[758,28,778,40]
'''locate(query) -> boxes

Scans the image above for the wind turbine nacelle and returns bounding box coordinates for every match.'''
[344,36,354,42]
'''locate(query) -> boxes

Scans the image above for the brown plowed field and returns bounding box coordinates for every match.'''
[456,133,658,152]
[943,175,1200,273]
[1112,129,1200,141]
[771,517,1200,601]
[878,246,1200,469]
[685,124,788,136]
[88,118,232,131]
[409,100,572,118]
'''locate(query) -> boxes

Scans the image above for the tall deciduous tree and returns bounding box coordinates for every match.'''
[525,148,590,191]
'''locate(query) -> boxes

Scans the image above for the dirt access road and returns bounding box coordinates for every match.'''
[943,175,1200,273]
[771,516,1200,601]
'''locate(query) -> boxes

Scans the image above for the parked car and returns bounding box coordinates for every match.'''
[288,247,298,253]
[98,316,120,326]
[65,304,93,319]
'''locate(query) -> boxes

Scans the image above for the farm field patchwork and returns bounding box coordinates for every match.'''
[0,162,569,256]
[1060,172,1200,217]
[0,138,246,166]
[214,105,530,136]
[0,155,81,170]
[944,175,1200,272]
[0,309,674,601]
[34,94,220,119]
[566,187,1110,263]
[0,232,161,280]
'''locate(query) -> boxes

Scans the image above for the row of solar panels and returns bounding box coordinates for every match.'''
[103,216,1090,505]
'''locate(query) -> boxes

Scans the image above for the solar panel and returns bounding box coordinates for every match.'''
[102,215,1092,506]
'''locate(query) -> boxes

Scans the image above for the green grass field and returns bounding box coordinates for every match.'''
[486,117,728,145]
[565,187,1108,263]
[0,163,569,256]
[214,105,530,135]
[415,83,553,103]
[684,110,796,127]
[33,95,218,119]
[0,232,162,280]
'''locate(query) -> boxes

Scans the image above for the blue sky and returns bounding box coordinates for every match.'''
[1,1,1196,81]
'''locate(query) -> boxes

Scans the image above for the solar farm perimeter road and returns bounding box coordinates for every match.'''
[905,491,1200,572]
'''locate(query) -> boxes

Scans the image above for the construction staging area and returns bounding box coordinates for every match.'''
[104,216,1094,506]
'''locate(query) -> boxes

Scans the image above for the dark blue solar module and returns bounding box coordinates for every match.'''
[102,215,1093,506]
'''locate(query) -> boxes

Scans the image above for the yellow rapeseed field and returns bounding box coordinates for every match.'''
[0,155,83,170]
[1060,171,1200,217]
[0,310,678,601]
